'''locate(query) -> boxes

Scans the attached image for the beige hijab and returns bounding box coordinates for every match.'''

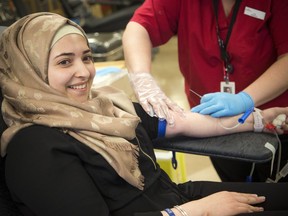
[0,12,143,189]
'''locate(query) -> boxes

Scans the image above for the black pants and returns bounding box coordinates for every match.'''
[211,134,288,182]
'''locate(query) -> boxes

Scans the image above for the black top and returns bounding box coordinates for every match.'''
[6,103,189,216]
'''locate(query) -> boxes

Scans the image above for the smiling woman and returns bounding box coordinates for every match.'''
[48,27,95,102]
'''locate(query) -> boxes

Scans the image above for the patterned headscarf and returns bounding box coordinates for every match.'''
[0,12,143,189]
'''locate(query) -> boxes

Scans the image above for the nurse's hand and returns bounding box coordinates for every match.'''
[128,72,184,125]
[191,92,254,117]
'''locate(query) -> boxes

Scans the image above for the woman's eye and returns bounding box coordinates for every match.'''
[58,59,71,65]
[83,55,93,62]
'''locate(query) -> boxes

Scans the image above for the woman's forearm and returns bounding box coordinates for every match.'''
[166,107,288,138]
[166,111,253,137]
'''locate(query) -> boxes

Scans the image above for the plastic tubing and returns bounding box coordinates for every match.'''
[238,107,254,124]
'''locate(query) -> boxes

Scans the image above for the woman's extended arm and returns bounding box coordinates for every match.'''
[166,107,288,138]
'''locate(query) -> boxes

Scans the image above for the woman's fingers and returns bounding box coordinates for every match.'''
[231,192,266,204]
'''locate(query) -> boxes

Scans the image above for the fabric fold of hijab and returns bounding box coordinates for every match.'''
[0,12,144,189]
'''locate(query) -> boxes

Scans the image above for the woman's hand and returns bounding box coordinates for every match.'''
[182,191,265,216]
[261,107,288,134]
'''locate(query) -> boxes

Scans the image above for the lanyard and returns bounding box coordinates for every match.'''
[212,0,242,82]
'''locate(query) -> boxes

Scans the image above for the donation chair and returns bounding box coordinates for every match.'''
[0,26,279,215]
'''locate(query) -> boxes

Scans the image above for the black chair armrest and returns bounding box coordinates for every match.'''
[153,132,278,163]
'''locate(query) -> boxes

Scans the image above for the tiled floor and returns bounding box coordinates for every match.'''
[151,36,221,182]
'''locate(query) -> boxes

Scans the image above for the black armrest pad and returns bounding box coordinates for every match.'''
[153,132,278,163]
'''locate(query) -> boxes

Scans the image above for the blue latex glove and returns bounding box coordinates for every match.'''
[191,91,254,117]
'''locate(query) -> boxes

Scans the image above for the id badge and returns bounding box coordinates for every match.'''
[220,81,235,94]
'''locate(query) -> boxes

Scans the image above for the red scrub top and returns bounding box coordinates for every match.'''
[131,0,288,109]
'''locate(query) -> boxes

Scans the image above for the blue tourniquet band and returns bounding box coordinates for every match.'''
[157,118,167,138]
[164,208,175,216]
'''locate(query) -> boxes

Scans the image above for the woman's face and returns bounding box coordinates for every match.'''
[48,34,95,103]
